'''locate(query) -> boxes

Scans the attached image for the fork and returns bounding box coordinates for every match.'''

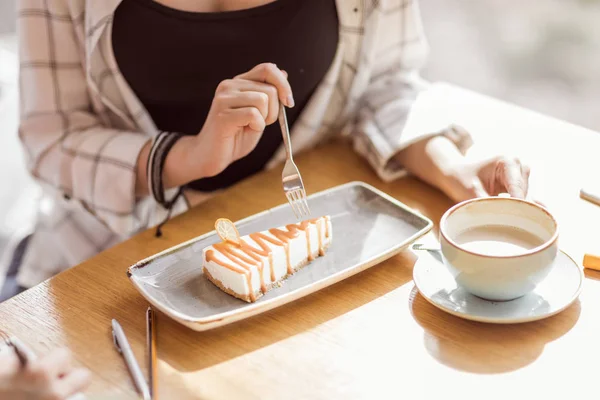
[278,103,310,219]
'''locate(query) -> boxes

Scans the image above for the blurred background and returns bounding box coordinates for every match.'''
[420,0,600,131]
[0,0,599,256]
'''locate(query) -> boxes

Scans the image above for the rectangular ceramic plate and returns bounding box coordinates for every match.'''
[128,182,433,331]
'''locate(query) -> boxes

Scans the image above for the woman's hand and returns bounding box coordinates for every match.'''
[396,133,532,204]
[442,155,531,203]
[136,63,294,196]
[0,348,91,400]
[188,63,294,178]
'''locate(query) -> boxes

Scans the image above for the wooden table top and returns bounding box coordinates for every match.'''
[2,84,600,400]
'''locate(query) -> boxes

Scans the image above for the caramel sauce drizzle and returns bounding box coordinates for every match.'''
[207,243,258,302]
[316,218,324,256]
[268,227,298,274]
[305,225,313,261]
[248,233,284,283]
[207,217,328,297]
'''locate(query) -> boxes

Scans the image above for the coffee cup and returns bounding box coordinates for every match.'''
[439,197,559,301]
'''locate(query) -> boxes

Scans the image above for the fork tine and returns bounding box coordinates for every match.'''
[294,189,307,217]
[299,189,310,216]
[287,192,298,219]
[295,190,308,218]
[291,190,303,219]
[286,192,300,219]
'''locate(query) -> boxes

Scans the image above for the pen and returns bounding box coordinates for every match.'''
[112,319,151,400]
[146,307,158,399]
[580,188,600,207]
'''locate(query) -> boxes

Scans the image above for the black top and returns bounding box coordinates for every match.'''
[112,0,339,191]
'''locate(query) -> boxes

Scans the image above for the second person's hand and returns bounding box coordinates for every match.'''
[187,63,294,178]
[0,348,91,400]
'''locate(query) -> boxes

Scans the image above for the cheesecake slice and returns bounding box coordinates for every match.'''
[203,216,332,302]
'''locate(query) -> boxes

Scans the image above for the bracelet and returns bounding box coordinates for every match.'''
[147,131,185,237]
[147,131,184,207]
[443,124,473,155]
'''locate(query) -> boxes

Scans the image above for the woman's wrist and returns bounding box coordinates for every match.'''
[163,135,202,187]
[136,135,210,197]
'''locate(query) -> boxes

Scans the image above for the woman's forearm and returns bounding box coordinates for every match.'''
[135,135,203,197]
[396,135,466,195]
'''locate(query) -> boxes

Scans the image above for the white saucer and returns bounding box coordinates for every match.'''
[412,249,583,324]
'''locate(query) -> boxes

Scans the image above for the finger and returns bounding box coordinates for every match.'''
[52,368,92,399]
[220,107,266,134]
[521,162,531,180]
[533,198,547,208]
[235,63,294,108]
[223,79,279,125]
[216,91,269,122]
[498,159,528,199]
[471,177,490,198]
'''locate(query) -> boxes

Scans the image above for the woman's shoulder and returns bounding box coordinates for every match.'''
[18,0,86,16]
[18,0,120,25]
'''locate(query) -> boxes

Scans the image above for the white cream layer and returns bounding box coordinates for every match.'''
[203,216,332,297]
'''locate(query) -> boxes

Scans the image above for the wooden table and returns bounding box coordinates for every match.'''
[2,84,600,400]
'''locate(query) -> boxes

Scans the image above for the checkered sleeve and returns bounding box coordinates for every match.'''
[353,0,442,182]
[17,0,150,236]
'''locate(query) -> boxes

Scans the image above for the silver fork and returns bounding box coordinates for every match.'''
[279,103,310,219]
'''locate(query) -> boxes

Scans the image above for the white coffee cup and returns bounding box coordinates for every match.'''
[439,197,559,301]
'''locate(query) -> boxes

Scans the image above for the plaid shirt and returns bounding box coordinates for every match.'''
[14,0,440,288]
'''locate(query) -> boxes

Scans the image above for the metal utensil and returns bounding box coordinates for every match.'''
[278,103,310,219]
[0,329,36,366]
[112,319,151,400]
[146,307,158,399]
[411,243,441,252]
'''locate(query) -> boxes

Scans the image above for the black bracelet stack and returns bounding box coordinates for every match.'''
[146,131,184,237]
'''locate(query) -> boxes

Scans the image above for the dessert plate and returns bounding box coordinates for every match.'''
[128,182,433,331]
[413,249,583,324]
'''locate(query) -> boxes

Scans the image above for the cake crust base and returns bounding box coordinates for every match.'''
[203,267,259,303]
[203,242,331,303]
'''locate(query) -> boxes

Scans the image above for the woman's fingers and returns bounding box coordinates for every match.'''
[219,80,279,124]
[496,158,528,199]
[471,177,490,198]
[235,63,294,108]
[448,175,489,203]
[220,107,266,134]
[52,368,92,399]
[217,91,270,122]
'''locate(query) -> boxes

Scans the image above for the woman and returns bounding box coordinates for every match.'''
[8,0,531,295]
[0,347,91,399]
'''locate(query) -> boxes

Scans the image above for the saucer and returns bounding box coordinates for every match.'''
[412,249,583,324]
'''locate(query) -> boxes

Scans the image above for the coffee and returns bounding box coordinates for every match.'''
[454,225,545,256]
